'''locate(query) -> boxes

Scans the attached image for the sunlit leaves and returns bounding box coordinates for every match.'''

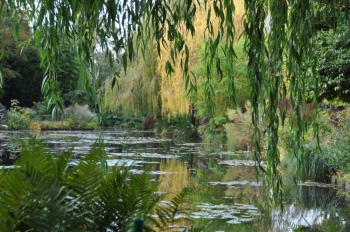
[104,39,161,118]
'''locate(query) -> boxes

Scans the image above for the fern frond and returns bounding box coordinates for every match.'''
[0,138,81,231]
[151,188,192,231]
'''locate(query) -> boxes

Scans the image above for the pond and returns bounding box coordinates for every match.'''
[1,129,350,231]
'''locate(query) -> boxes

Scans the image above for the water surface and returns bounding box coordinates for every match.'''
[1,129,349,231]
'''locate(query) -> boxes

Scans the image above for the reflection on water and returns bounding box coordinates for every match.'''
[155,159,193,231]
[272,184,350,231]
[1,129,349,231]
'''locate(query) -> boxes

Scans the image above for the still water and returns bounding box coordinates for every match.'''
[1,129,349,231]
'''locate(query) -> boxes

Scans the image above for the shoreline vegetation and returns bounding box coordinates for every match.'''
[2,101,350,186]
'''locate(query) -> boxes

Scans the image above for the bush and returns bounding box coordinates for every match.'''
[122,115,142,129]
[320,107,350,174]
[322,139,350,174]
[5,100,31,130]
[65,104,96,128]
[223,105,253,151]
[31,101,50,120]
[156,116,199,140]
[198,115,228,146]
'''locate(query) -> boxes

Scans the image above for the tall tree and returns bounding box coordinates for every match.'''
[0,14,43,107]
[103,39,161,118]
[1,48,44,107]
[56,40,83,106]
[157,0,245,118]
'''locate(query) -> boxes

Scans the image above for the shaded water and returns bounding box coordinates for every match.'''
[1,129,349,231]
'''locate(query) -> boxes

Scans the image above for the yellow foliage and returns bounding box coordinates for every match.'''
[29,121,41,131]
[157,3,207,117]
[157,0,246,118]
[103,41,161,117]
[104,0,246,118]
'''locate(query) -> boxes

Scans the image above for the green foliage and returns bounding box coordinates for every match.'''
[62,90,90,106]
[94,52,119,88]
[281,147,330,183]
[0,139,78,231]
[224,106,253,151]
[0,138,196,231]
[194,39,250,117]
[31,101,50,120]
[6,111,30,130]
[0,20,43,107]
[199,116,227,146]
[318,107,350,174]
[156,116,199,141]
[121,115,143,129]
[56,40,84,106]
[5,100,31,129]
[322,138,350,174]
[280,105,350,183]
[65,104,96,127]
[37,121,95,130]
[313,22,350,102]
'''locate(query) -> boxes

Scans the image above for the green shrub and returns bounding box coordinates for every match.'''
[309,107,350,175]
[31,101,50,120]
[198,115,227,145]
[6,111,30,129]
[224,106,252,151]
[5,100,31,129]
[123,115,143,129]
[62,90,89,106]
[156,116,199,140]
[322,141,350,174]
[201,125,226,145]
[65,104,96,128]
[321,112,350,174]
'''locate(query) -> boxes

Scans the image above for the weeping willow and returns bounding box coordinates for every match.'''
[103,41,160,118]
[157,0,245,118]
[156,2,205,118]
[1,0,349,208]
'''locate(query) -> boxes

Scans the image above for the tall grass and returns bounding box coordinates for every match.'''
[281,147,331,182]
